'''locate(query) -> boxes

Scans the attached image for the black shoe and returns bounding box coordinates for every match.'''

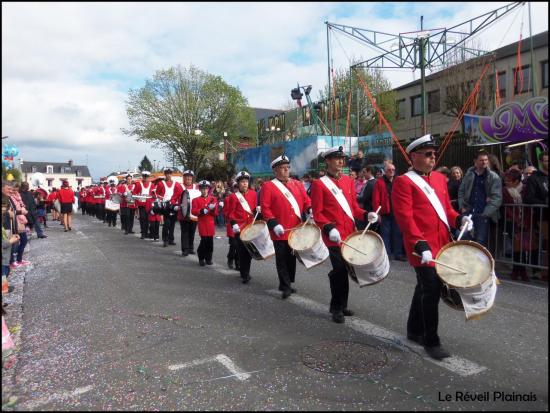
[199,259,205,266]
[129,231,136,234]
[342,309,354,317]
[424,345,450,360]
[332,312,345,324]
[406,334,424,345]
[291,287,297,293]
[64,229,68,232]
[206,260,213,265]
[169,241,176,246]
[242,275,251,284]
[38,235,48,239]
[68,227,72,231]
[182,251,189,256]
[124,231,129,235]
[188,250,195,254]
[281,290,292,299]
[235,264,240,271]
[163,241,168,247]
[227,260,234,269]
[140,235,145,239]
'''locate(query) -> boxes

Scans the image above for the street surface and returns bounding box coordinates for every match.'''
[2,214,548,410]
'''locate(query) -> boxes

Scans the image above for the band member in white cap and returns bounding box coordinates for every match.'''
[133,171,155,239]
[118,174,137,234]
[177,170,200,256]
[311,146,379,323]
[155,168,183,247]
[224,182,240,270]
[191,180,218,266]
[392,134,473,360]
[261,155,311,299]
[227,171,258,284]
[105,178,119,227]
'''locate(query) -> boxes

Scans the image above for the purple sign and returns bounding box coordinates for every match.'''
[465,97,548,146]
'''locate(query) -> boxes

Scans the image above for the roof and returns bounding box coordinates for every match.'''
[20,161,91,177]
[253,107,283,122]
[394,30,548,91]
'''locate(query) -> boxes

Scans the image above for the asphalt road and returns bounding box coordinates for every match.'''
[4,213,548,410]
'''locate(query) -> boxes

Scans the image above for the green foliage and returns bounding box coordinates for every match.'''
[196,158,236,182]
[138,155,153,172]
[1,166,22,183]
[124,65,256,172]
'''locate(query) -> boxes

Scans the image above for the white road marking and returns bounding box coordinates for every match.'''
[22,385,94,410]
[168,354,250,381]
[266,289,487,377]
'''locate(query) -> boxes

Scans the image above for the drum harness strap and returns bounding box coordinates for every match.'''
[271,179,301,220]
[319,176,354,222]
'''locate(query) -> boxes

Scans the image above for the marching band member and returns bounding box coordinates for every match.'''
[191,180,218,266]
[100,181,109,223]
[105,180,119,227]
[177,170,200,256]
[118,174,137,234]
[392,134,472,360]
[260,155,311,299]
[93,183,103,221]
[46,188,59,221]
[132,171,155,239]
[310,146,378,323]
[78,187,87,215]
[147,192,161,242]
[224,182,240,270]
[227,171,257,284]
[155,168,183,247]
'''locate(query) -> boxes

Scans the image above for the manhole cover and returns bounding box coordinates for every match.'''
[301,340,388,374]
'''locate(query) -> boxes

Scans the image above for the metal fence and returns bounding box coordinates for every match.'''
[489,203,548,272]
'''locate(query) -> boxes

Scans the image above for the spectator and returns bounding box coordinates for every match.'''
[349,150,365,173]
[354,169,366,200]
[372,161,406,261]
[2,182,20,282]
[9,183,31,269]
[458,150,502,248]
[20,182,47,239]
[318,169,326,178]
[488,153,503,178]
[57,179,75,232]
[213,181,226,228]
[301,174,312,195]
[522,151,548,281]
[35,191,47,228]
[349,170,357,180]
[358,165,376,211]
[46,188,59,222]
[448,166,463,213]
[375,167,384,179]
[502,169,529,282]
[523,166,537,182]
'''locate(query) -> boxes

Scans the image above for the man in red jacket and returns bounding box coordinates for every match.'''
[227,171,258,284]
[57,179,75,232]
[261,155,311,299]
[118,174,138,234]
[177,170,200,256]
[392,134,472,360]
[224,182,240,270]
[132,171,155,239]
[311,146,378,323]
[155,168,183,247]
[191,180,218,266]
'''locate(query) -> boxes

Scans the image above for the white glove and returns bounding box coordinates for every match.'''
[328,228,341,243]
[461,215,473,232]
[367,211,379,224]
[202,208,208,215]
[232,224,240,233]
[219,201,224,208]
[173,205,180,211]
[273,224,284,237]
[256,206,261,213]
[420,250,433,265]
[150,210,155,215]
[208,203,216,210]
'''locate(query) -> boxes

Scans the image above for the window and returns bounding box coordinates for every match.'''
[46,165,53,174]
[411,95,422,117]
[514,65,531,95]
[47,179,53,188]
[427,90,440,113]
[76,169,82,177]
[496,71,506,98]
[31,165,37,173]
[396,99,406,119]
[542,60,548,89]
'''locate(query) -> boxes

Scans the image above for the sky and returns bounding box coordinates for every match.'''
[2,2,548,180]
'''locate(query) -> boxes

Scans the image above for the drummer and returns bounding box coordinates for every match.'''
[227,171,258,284]
[261,155,311,299]
[310,146,379,323]
[392,134,473,360]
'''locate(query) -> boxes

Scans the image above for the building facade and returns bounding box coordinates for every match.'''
[20,160,92,189]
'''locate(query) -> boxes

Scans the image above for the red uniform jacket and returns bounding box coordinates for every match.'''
[92,186,102,204]
[191,195,218,237]
[223,194,236,237]
[311,175,366,248]
[118,183,137,209]
[154,180,183,205]
[78,189,87,201]
[132,181,155,208]
[106,185,118,201]
[227,189,257,230]
[260,178,311,241]
[392,171,459,267]
[372,177,393,215]
[57,187,75,204]
[46,191,57,205]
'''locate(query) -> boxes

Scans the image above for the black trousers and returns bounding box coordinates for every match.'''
[97,204,105,220]
[179,220,197,253]
[120,207,127,231]
[138,207,150,237]
[162,214,177,242]
[407,266,442,347]
[87,204,94,216]
[227,237,239,266]
[198,236,213,261]
[124,208,135,233]
[328,246,350,314]
[105,210,117,226]
[273,240,296,293]
[236,235,252,279]
[81,202,86,215]
[149,221,160,240]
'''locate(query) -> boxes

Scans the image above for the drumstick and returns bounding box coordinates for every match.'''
[456,214,472,241]
[412,253,467,274]
[340,241,369,256]
[361,206,381,237]
[251,210,259,226]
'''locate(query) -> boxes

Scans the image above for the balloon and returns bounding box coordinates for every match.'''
[11,146,19,157]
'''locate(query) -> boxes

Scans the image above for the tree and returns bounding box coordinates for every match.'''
[124,65,256,173]
[197,158,236,182]
[138,155,153,172]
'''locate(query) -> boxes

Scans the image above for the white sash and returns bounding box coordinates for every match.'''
[405,171,449,229]
[235,191,253,215]
[272,179,301,219]
[320,176,354,222]
[186,185,201,221]
[160,181,175,202]
[140,182,152,197]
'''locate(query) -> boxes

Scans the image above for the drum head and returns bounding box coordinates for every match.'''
[341,231,384,266]
[288,223,320,251]
[436,240,494,288]
[241,221,266,242]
